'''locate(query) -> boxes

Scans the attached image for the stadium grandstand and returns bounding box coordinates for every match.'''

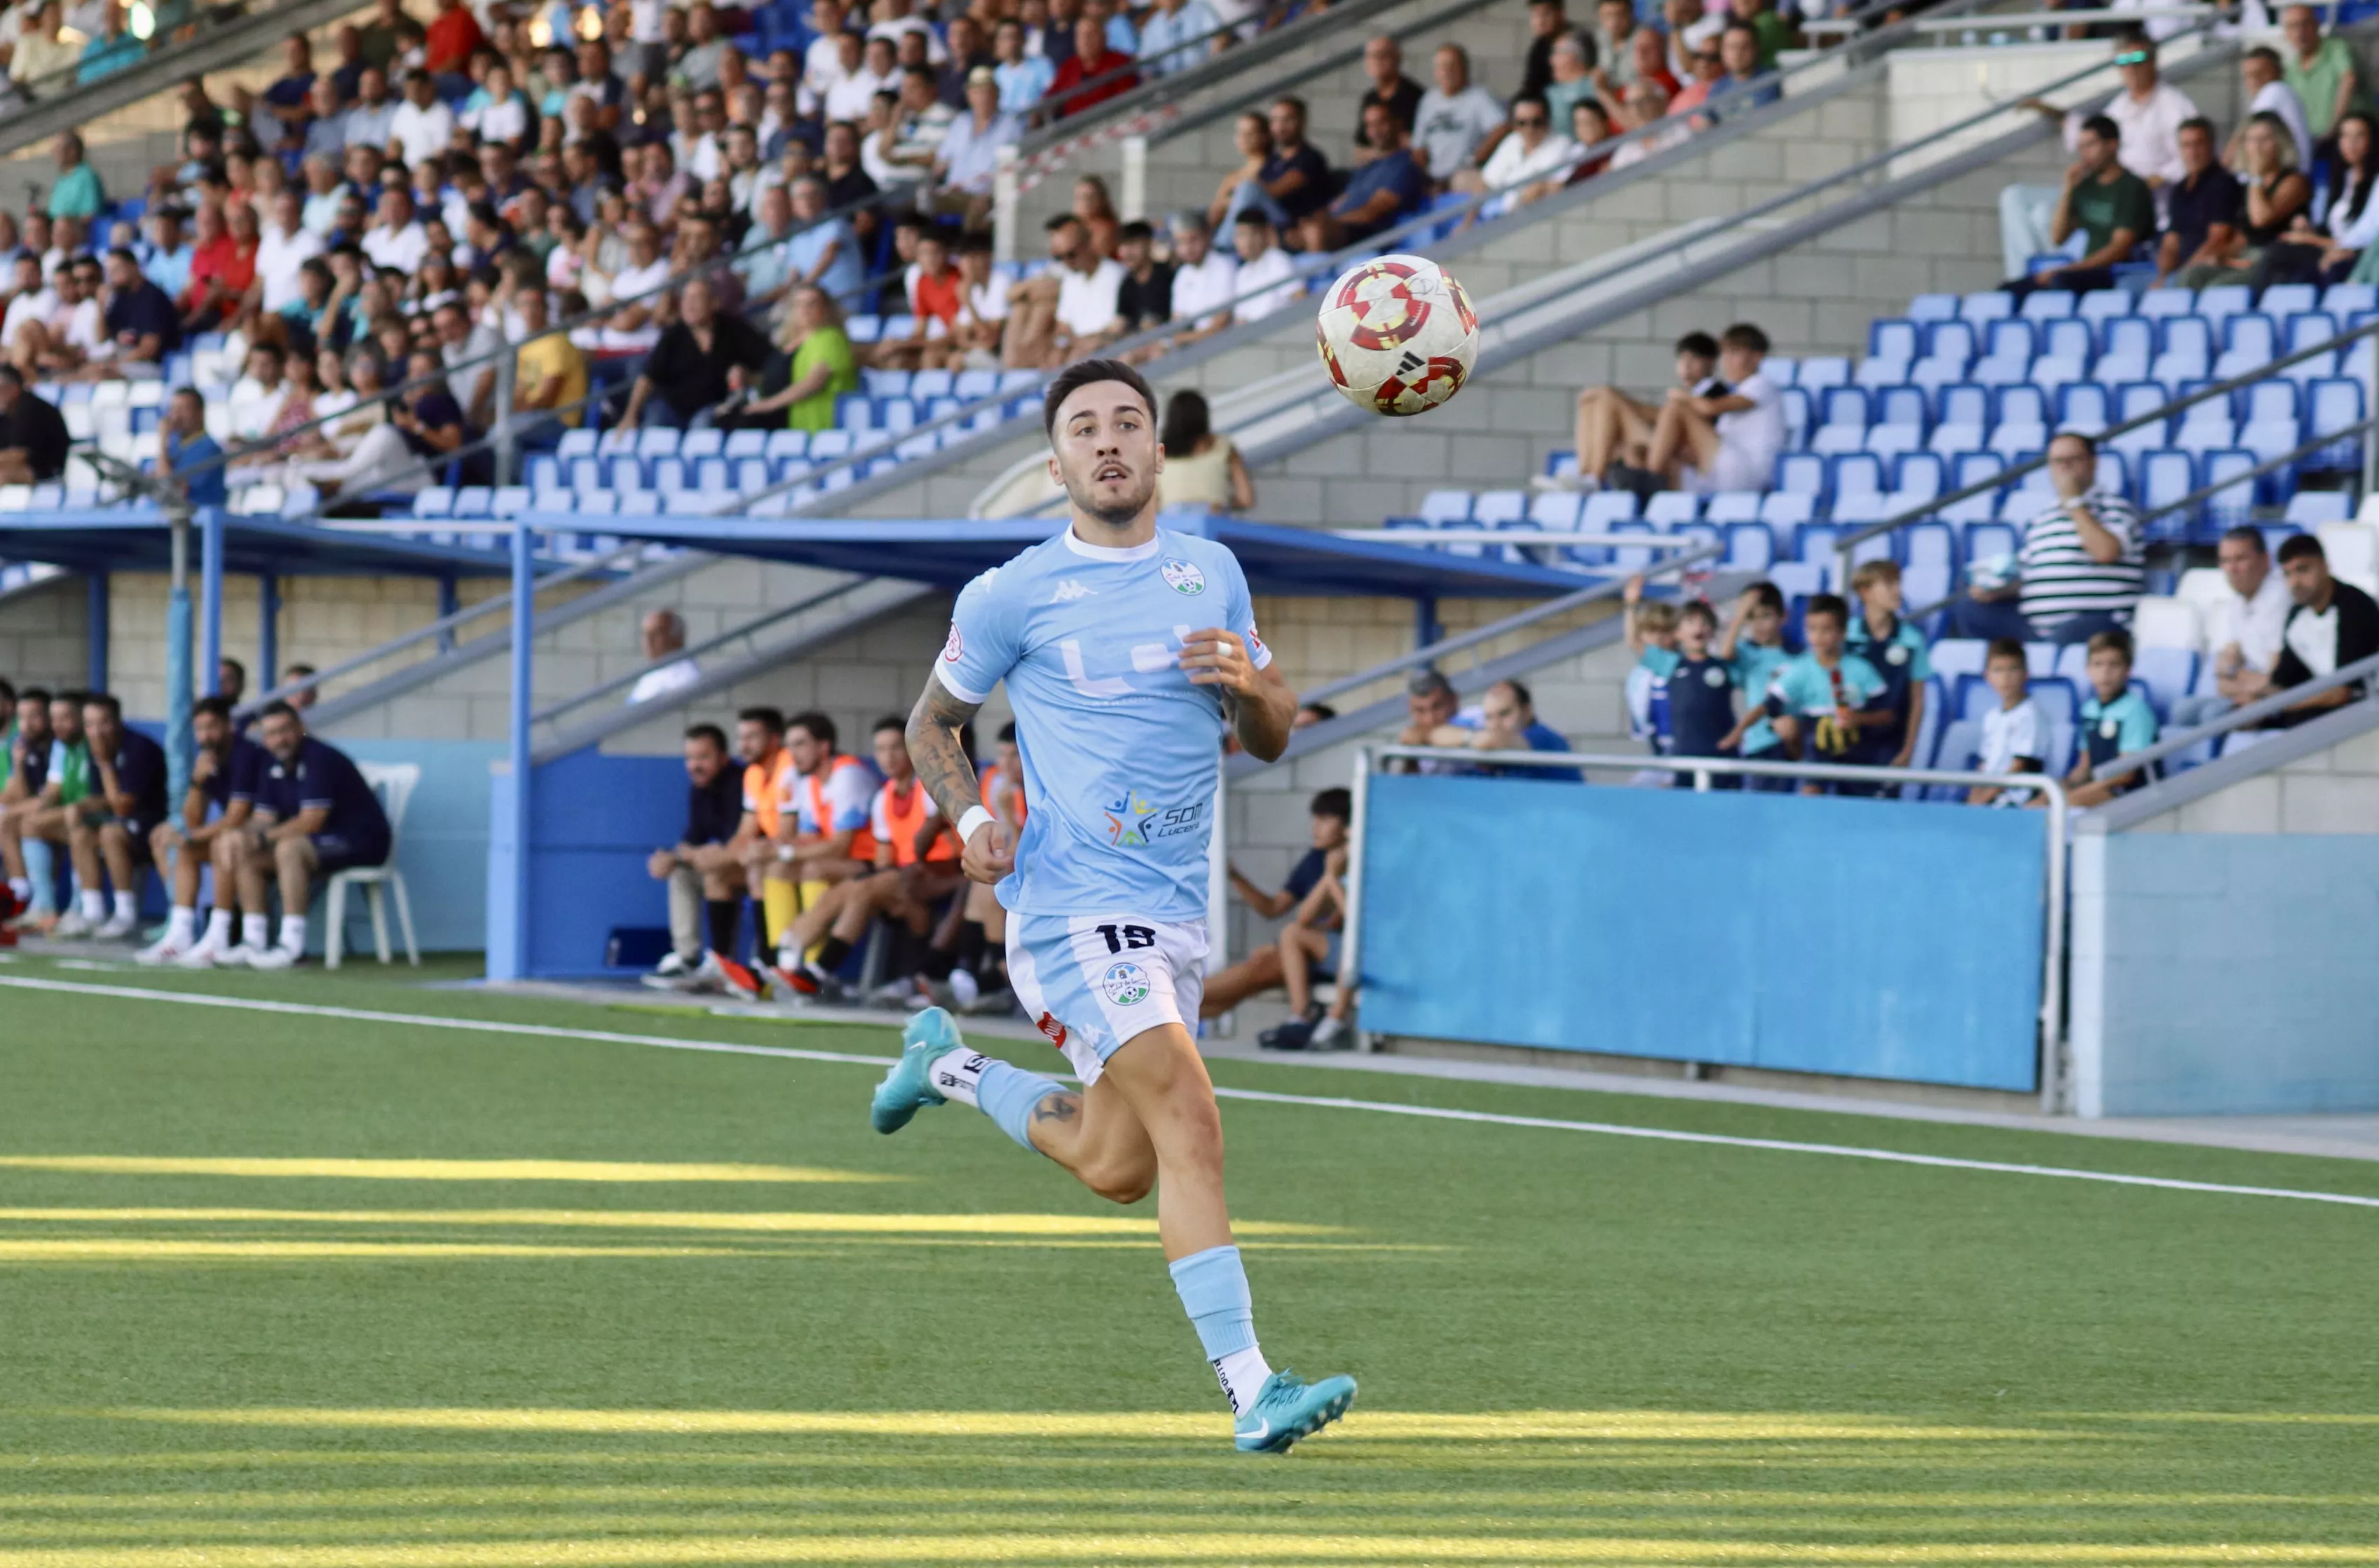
[4,0,2379,1546]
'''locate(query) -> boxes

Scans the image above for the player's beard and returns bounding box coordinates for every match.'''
[1066,461,1157,529]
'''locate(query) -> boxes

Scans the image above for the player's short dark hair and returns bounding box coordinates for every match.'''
[259,700,301,724]
[2081,112,2122,144]
[735,705,785,733]
[684,722,728,751]
[1675,331,1719,360]
[2086,627,2134,664]
[1042,357,1157,438]
[786,709,837,747]
[2277,531,2326,566]
[1720,322,1768,355]
[873,713,906,735]
[1804,592,1849,627]
[1985,636,2029,668]
[193,695,233,723]
[1310,786,1353,821]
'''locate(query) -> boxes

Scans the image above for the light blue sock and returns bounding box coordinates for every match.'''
[975,1058,1067,1153]
[1169,1244,1258,1360]
[22,839,55,913]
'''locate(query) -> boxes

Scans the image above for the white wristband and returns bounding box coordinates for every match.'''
[956,805,995,845]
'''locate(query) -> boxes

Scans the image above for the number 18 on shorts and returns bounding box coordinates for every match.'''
[1006,913,1210,1084]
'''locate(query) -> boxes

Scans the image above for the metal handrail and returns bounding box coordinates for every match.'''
[2136,409,2378,533]
[3,0,271,114]
[2099,646,2379,780]
[1347,742,2071,1110]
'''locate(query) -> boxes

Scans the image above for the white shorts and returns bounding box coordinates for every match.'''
[1682,440,1775,497]
[1005,912,1208,1085]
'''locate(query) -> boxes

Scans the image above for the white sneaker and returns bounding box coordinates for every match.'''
[49,910,95,939]
[217,942,271,969]
[137,930,193,966]
[95,911,140,941]
[1309,1016,1349,1049]
[172,939,223,969]
[244,944,301,972]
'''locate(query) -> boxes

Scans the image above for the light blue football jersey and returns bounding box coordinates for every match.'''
[936,525,1270,922]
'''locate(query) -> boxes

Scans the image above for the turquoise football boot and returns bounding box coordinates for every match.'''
[869,1006,966,1134]
[1234,1368,1358,1454]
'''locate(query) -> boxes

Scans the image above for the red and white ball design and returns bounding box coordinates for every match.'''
[1314,254,1480,417]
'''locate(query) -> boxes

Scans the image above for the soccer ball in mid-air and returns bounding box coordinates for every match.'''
[1314,254,1480,417]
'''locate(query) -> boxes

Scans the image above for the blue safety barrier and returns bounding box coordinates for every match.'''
[1355,775,2045,1091]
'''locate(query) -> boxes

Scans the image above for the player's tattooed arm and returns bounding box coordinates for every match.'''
[909,674,1014,885]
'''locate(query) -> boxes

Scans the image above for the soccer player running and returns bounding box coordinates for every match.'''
[868,357,1357,1454]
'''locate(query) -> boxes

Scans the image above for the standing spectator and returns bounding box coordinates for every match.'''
[643,723,747,992]
[1412,43,1506,189]
[1950,432,2143,646]
[156,387,226,508]
[2282,4,2359,149]
[0,367,66,483]
[629,609,702,706]
[1000,213,1121,368]
[2154,118,2243,287]
[2263,533,2379,725]
[2003,34,2194,278]
[1154,388,1253,511]
[1520,0,1581,100]
[1764,594,1891,789]
[1163,212,1237,349]
[2000,116,2154,300]
[1297,100,1426,251]
[1967,639,2046,807]
[1113,220,1175,334]
[2065,630,2158,807]
[1352,36,1425,161]
[1644,322,1785,497]
[1844,559,1931,779]
[1715,580,1792,783]
[1662,597,1738,780]
[2231,46,2313,173]
[1138,0,1220,78]
[46,134,102,223]
[1623,587,1679,756]
[1227,210,1300,326]
[217,701,393,970]
[2172,526,2292,728]
[622,277,772,429]
[1048,13,1136,117]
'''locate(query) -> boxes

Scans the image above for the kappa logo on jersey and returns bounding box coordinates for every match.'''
[1160,559,1207,595]
[1101,961,1151,1007]
[941,625,964,662]
[1036,1011,1069,1049]
[1051,578,1093,603]
[1103,791,1204,847]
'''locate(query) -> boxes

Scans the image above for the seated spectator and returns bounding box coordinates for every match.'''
[783,175,867,300]
[46,135,102,226]
[1432,676,1580,780]
[2230,46,2312,172]
[1588,0,1637,88]
[2179,111,2307,289]
[1949,431,2143,646]
[629,609,701,706]
[2002,34,2193,278]
[726,283,858,432]
[1201,786,1351,1038]
[1543,34,1597,134]
[2065,630,2158,807]
[1698,22,1780,123]
[1764,594,1892,791]
[53,693,165,940]
[871,226,963,369]
[990,18,1052,115]
[1073,175,1122,259]
[1412,43,1506,190]
[385,348,468,489]
[509,287,587,432]
[925,67,1019,231]
[2004,116,2155,301]
[2172,526,2292,728]
[0,690,80,933]
[137,695,264,965]
[1297,100,1425,251]
[2282,2,2358,149]
[208,700,390,970]
[1389,667,1460,774]
[641,723,747,993]
[1623,590,1679,757]
[2261,533,2379,727]
[1049,14,1137,118]
[943,232,1009,368]
[1456,93,1576,198]
[1967,638,2046,807]
[767,716,962,1002]
[1139,0,1222,77]
[1154,388,1253,511]
[1668,36,1726,118]
[1162,211,1238,351]
[1227,210,1301,326]
[1206,111,1274,232]
[1738,0,1794,68]
[1352,36,1425,161]
[11,3,76,94]
[1216,97,1332,235]
[622,277,772,429]
[76,1,141,86]
[1844,559,1932,777]
[1113,220,1175,335]
[1001,214,1122,369]
[2258,111,2379,288]
[2153,117,2243,287]
[1520,0,1581,99]
[1715,580,1794,784]
[1646,322,1784,497]
[1560,328,1722,492]
[0,367,67,483]
[1560,100,1616,188]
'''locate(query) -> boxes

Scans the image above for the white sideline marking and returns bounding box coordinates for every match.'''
[8,975,2379,1214]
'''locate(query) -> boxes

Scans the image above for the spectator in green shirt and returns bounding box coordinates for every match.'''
[1738,0,1795,71]
[2005,115,2154,302]
[2282,4,2359,142]
[44,132,102,221]
[728,285,859,435]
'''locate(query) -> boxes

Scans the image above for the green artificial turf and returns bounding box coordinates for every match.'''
[0,951,2375,1564]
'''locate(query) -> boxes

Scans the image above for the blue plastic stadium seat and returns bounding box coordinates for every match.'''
[1869,318,1920,364]
[2284,489,2352,525]
[491,486,532,517]
[1722,521,1775,568]
[451,487,494,518]
[2308,376,2366,468]
[1796,355,1850,390]
[1775,452,1827,500]
[525,454,561,492]
[411,486,456,518]
[2017,289,2075,322]
[846,315,882,343]
[2138,287,2197,320]
[557,428,597,461]
[636,428,680,458]
[1529,491,1583,530]
[1419,489,1473,524]
[1908,292,1958,322]
[1644,491,1700,528]
[1958,291,2014,324]
[765,429,808,459]
[1704,491,1761,524]
[809,429,854,460]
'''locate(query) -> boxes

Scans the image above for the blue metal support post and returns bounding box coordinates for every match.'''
[198,506,224,694]
[437,571,459,653]
[1414,594,1440,652]
[491,521,535,979]
[258,573,279,688]
[86,571,108,690]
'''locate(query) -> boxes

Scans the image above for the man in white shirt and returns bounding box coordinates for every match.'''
[2003,34,2196,275]
[1455,92,1578,196]
[628,609,703,705]
[1,254,53,357]
[1412,42,1506,186]
[2232,46,2313,172]
[1227,210,1300,325]
[360,186,430,275]
[2172,524,2296,727]
[1647,322,1786,495]
[827,34,893,123]
[229,343,290,444]
[387,69,457,168]
[926,68,1021,229]
[1165,212,1239,348]
[343,67,400,151]
[253,191,325,315]
[1000,213,1123,368]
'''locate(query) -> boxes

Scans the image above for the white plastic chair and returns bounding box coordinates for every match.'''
[325,762,421,969]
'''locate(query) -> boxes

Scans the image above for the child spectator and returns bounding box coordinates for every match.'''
[2066,628,2158,807]
[1622,587,1679,758]
[1844,559,1932,781]
[1968,636,2045,807]
[1715,580,1792,786]
[1762,592,1892,793]
[1665,596,1738,784]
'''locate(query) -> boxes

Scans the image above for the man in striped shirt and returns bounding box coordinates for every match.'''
[1951,431,2144,646]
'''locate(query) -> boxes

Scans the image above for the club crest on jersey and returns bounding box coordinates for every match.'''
[941,625,963,662]
[1161,559,1207,595]
[1101,962,1151,1007]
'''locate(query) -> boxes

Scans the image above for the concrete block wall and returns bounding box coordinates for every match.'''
[2119,725,2379,836]
[0,575,88,690]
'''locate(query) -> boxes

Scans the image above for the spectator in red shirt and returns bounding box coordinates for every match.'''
[1049,15,1137,118]
[873,229,964,369]
[424,0,485,88]
[182,202,255,329]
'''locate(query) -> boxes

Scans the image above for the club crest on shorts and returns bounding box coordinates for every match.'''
[1161,559,1207,595]
[1101,962,1151,1007]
